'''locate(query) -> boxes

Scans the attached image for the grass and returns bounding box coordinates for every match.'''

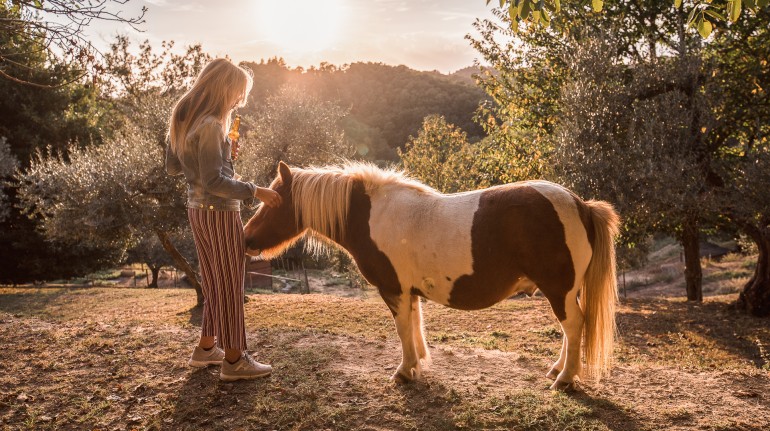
[0,287,769,430]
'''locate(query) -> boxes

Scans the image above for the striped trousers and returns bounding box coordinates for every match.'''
[188,208,247,351]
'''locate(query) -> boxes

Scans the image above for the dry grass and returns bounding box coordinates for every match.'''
[0,286,769,431]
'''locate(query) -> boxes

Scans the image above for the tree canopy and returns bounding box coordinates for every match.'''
[0,0,146,87]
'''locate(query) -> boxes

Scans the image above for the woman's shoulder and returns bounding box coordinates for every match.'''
[188,116,225,141]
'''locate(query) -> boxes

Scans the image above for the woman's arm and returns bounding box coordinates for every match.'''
[197,121,257,200]
[165,142,184,176]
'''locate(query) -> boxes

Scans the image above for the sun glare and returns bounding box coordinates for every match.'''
[256,0,347,54]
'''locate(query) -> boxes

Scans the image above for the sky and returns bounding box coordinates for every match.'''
[81,0,498,74]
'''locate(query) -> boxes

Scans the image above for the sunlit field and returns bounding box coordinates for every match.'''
[1,254,769,430]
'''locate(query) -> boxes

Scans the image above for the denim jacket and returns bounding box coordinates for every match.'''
[165,116,256,211]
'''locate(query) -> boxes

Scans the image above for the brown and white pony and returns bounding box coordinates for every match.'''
[244,161,620,391]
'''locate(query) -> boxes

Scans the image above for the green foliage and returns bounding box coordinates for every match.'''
[398,115,477,193]
[236,84,350,184]
[13,37,208,281]
[489,0,769,38]
[0,0,146,86]
[0,5,118,282]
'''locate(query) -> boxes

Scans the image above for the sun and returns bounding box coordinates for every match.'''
[256,0,347,54]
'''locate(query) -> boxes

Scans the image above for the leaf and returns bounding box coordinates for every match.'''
[704,9,727,21]
[758,0,768,8]
[521,0,532,18]
[554,0,561,12]
[592,0,604,12]
[729,0,742,22]
[686,6,699,25]
[541,7,551,24]
[675,0,682,8]
[499,0,507,7]
[698,18,713,38]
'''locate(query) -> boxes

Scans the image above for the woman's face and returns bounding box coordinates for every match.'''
[230,95,243,111]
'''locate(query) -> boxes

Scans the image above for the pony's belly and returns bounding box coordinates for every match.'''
[440,276,538,311]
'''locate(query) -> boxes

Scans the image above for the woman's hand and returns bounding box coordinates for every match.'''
[255,187,282,208]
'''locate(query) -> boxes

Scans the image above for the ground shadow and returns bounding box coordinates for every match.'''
[571,390,644,431]
[179,304,203,327]
[618,298,770,369]
[0,287,82,316]
[389,379,462,431]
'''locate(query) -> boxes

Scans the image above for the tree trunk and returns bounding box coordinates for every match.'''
[681,219,703,302]
[155,229,204,307]
[737,222,770,317]
[147,264,161,288]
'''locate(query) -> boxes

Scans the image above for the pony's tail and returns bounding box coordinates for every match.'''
[582,200,620,380]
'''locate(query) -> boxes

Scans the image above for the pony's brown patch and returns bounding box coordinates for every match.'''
[339,180,402,314]
[449,185,574,320]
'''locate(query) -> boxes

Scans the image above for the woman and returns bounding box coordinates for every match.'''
[166,58,281,381]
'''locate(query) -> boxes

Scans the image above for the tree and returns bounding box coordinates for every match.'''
[0,0,146,87]
[706,8,770,315]
[470,1,728,301]
[399,115,475,193]
[487,0,768,39]
[0,137,17,222]
[236,84,350,184]
[101,36,210,303]
[553,34,718,302]
[15,37,209,303]
[0,5,115,283]
[126,230,197,288]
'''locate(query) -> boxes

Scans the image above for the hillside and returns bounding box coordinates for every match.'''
[238,60,489,161]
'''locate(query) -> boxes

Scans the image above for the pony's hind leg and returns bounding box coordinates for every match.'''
[391,293,422,383]
[550,288,584,391]
[411,295,431,363]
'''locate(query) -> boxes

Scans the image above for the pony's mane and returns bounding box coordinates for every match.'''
[290,162,434,249]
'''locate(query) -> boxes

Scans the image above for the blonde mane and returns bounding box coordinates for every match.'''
[290,162,434,251]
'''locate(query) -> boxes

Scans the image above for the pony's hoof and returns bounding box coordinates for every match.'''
[549,379,579,392]
[546,368,561,381]
[392,370,413,384]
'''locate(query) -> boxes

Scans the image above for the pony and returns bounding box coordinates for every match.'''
[244,161,620,391]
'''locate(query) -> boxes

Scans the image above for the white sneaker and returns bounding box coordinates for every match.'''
[220,353,272,381]
[188,346,225,367]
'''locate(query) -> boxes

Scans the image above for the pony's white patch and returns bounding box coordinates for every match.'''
[527,181,593,293]
[368,184,481,306]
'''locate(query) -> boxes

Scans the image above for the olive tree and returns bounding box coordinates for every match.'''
[0,137,17,222]
[236,84,351,185]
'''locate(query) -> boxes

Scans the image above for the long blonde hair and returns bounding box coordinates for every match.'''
[168,58,253,153]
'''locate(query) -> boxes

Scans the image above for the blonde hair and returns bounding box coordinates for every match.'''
[168,58,253,153]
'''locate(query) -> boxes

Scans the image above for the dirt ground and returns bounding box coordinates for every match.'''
[1,279,769,430]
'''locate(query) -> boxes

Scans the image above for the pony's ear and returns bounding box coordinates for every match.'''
[278,161,292,185]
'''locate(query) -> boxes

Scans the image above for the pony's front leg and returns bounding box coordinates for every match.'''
[390,293,421,383]
[411,295,430,363]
